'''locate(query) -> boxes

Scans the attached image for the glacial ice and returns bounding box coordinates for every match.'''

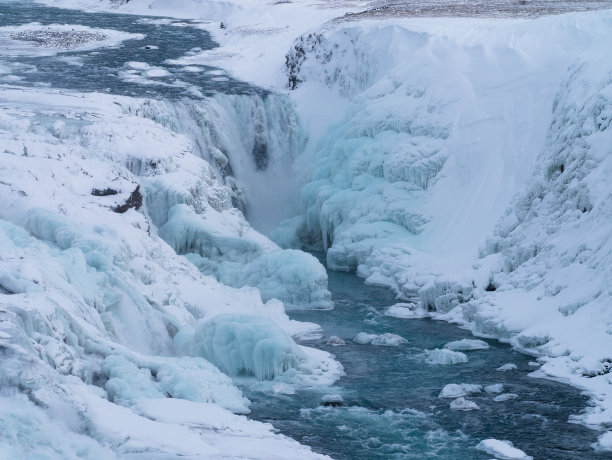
[175,314,306,380]
[424,349,468,365]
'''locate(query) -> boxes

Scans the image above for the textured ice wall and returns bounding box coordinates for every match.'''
[279,13,612,447]
[118,94,331,309]
[0,87,336,458]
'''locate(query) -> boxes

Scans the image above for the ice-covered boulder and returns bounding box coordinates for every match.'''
[476,439,532,459]
[326,336,346,346]
[384,303,427,319]
[494,393,519,402]
[449,397,479,411]
[485,384,504,394]
[497,363,518,372]
[439,384,482,399]
[353,332,407,346]
[175,314,305,380]
[424,349,468,365]
[444,339,489,351]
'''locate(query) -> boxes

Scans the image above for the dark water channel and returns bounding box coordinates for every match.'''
[246,257,612,459]
[0,0,263,98]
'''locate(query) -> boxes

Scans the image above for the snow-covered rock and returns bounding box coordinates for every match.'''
[424,349,468,365]
[476,439,532,459]
[444,339,489,351]
[449,397,480,411]
[439,384,482,399]
[353,332,407,346]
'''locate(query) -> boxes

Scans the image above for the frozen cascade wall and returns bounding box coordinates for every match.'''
[277,13,612,448]
[118,93,331,309]
[0,87,339,458]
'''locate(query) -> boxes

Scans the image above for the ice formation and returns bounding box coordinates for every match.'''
[353,332,408,346]
[0,85,337,458]
[449,397,480,411]
[175,314,305,380]
[424,349,468,365]
[438,384,483,399]
[444,339,489,351]
[485,384,504,394]
[497,363,518,372]
[476,439,533,459]
[494,393,519,402]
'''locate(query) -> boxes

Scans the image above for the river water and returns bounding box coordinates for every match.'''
[1,2,610,459]
[245,258,612,459]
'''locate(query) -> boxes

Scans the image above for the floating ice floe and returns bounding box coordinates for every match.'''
[444,339,489,351]
[495,393,519,402]
[326,336,346,346]
[353,332,407,346]
[439,384,482,399]
[485,384,504,394]
[424,349,468,365]
[384,303,427,319]
[449,397,479,411]
[497,363,518,372]
[476,439,532,459]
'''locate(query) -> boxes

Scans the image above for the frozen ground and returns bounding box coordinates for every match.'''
[7,0,612,455]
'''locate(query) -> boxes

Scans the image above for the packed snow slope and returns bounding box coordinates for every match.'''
[13,0,612,454]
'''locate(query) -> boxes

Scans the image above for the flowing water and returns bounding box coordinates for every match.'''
[245,256,612,459]
[1,2,611,458]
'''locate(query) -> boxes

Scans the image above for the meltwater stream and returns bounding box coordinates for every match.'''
[245,256,611,460]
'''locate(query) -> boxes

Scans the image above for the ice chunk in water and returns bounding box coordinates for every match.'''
[443,339,489,351]
[439,383,482,399]
[497,363,518,371]
[326,336,346,346]
[494,393,519,402]
[384,303,427,319]
[424,349,468,365]
[476,439,532,459]
[449,397,479,411]
[485,384,504,394]
[353,332,407,346]
[175,314,305,380]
